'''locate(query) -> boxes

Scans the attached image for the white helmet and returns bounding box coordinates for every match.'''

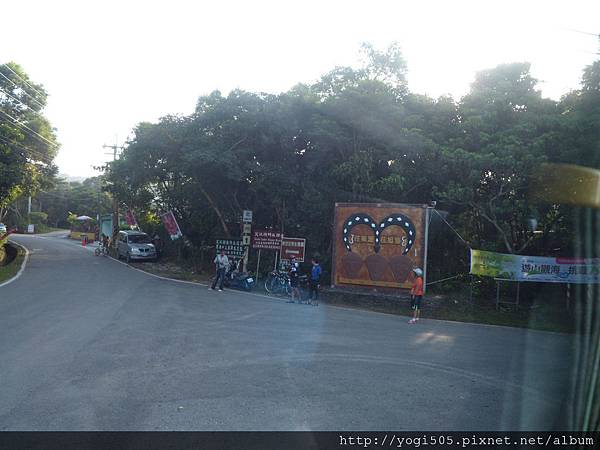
[413,268,423,277]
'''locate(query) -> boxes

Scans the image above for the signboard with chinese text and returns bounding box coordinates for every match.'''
[470,249,600,284]
[280,237,306,262]
[251,230,283,250]
[332,203,427,290]
[243,210,253,223]
[216,238,246,259]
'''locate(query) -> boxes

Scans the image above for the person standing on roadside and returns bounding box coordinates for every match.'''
[101,233,109,251]
[308,258,322,305]
[288,257,301,303]
[409,268,424,323]
[153,234,163,259]
[211,249,229,291]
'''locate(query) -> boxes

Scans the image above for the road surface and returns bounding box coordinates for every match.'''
[0,232,572,430]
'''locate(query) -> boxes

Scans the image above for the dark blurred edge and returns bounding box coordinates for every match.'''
[530,163,600,432]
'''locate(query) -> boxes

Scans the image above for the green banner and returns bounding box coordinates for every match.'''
[470,249,600,284]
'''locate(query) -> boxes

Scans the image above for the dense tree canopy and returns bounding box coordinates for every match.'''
[0,62,58,221]
[104,43,598,276]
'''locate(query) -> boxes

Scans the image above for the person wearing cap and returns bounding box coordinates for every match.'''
[409,268,424,324]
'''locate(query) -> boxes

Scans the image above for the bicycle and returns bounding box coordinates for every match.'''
[264,270,292,296]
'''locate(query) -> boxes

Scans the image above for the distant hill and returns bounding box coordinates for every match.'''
[57,174,87,183]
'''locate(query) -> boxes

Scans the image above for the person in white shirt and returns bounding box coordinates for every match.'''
[211,250,229,291]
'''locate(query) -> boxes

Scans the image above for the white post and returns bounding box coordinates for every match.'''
[274,250,278,271]
[423,206,431,294]
[256,249,261,283]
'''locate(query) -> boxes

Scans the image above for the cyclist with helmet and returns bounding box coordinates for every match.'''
[288,256,301,303]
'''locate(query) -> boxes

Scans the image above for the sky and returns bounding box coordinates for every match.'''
[2,0,599,178]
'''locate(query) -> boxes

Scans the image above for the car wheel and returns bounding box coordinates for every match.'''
[126,253,131,264]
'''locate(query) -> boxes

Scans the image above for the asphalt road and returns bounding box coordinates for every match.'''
[0,232,573,431]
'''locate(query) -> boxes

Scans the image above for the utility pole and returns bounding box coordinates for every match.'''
[27,195,32,233]
[103,142,124,244]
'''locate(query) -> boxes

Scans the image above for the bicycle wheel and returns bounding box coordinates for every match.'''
[264,275,276,294]
[94,247,101,256]
[283,279,292,296]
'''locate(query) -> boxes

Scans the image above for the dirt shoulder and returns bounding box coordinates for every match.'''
[0,242,26,285]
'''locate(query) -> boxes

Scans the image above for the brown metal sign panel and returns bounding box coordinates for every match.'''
[332,203,426,290]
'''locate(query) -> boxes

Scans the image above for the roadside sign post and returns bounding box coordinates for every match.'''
[256,249,261,284]
[252,229,283,275]
[216,239,245,260]
[242,210,252,272]
[280,237,306,262]
[423,206,432,294]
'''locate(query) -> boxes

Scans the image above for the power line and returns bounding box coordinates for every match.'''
[0,86,44,117]
[0,71,45,110]
[433,208,469,246]
[0,109,59,149]
[1,64,45,100]
[563,28,600,38]
[0,135,53,164]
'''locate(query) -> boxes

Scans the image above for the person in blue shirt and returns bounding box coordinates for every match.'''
[309,258,322,305]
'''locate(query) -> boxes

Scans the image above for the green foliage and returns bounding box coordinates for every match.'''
[0,62,58,213]
[28,211,47,225]
[33,176,112,228]
[103,43,598,278]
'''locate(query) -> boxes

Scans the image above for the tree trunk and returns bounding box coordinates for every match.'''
[199,185,230,237]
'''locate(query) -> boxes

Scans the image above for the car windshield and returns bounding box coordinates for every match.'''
[128,235,152,244]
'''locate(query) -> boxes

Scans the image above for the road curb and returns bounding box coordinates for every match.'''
[47,235,569,336]
[0,240,30,288]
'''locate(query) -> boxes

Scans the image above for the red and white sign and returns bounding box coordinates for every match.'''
[160,210,183,240]
[125,210,137,227]
[280,237,306,262]
[251,230,282,250]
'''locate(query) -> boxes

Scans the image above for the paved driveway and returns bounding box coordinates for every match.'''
[0,233,572,430]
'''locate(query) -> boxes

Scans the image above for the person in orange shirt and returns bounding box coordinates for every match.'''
[409,268,424,324]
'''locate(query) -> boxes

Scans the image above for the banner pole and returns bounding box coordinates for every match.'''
[256,249,261,283]
[423,206,431,294]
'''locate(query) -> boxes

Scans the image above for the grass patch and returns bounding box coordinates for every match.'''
[0,242,25,284]
[0,235,7,265]
[422,297,573,333]
[321,287,574,334]
[34,226,69,234]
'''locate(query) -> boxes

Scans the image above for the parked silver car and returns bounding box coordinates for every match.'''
[116,230,157,263]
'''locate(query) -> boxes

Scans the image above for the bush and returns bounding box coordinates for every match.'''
[29,211,48,225]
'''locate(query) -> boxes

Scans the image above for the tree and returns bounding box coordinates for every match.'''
[0,62,58,221]
[435,63,568,254]
[103,44,596,275]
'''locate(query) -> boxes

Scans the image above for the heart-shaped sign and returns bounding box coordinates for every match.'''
[342,213,416,255]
